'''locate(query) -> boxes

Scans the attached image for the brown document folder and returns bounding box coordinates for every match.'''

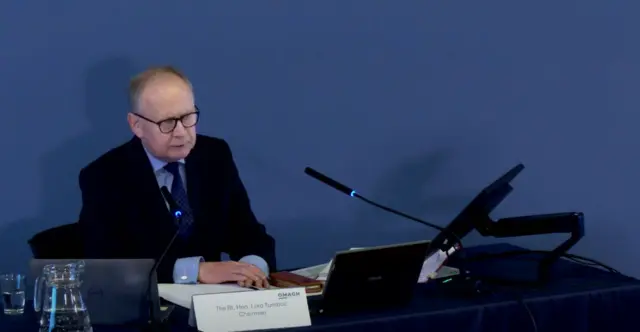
[270,271,324,294]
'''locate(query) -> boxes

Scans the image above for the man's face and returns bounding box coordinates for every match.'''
[128,76,197,162]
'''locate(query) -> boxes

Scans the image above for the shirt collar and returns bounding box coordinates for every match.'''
[143,146,185,173]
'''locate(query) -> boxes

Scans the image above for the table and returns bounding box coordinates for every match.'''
[3,243,639,332]
[280,243,640,332]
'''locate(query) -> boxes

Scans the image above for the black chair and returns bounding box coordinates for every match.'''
[28,223,83,259]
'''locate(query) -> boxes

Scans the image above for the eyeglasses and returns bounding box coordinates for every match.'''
[133,106,200,134]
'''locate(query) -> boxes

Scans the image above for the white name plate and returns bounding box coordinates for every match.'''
[192,287,311,332]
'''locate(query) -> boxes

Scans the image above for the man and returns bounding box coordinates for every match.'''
[78,66,275,287]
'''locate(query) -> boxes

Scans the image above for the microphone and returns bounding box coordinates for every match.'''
[161,186,184,221]
[304,167,447,233]
[304,167,356,197]
[148,186,185,327]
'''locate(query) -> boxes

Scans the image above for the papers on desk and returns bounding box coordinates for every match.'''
[291,263,327,279]
[158,283,253,309]
[418,246,458,282]
[297,247,364,281]
[291,246,459,283]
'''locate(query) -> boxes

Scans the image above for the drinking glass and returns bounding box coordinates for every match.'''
[0,273,26,315]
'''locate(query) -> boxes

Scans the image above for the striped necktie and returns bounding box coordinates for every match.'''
[164,162,193,236]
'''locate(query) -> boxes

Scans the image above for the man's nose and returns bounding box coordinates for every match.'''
[172,121,187,136]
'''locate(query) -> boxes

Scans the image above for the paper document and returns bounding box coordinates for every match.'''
[418,246,458,283]
[317,264,331,281]
[158,283,252,309]
[291,263,328,279]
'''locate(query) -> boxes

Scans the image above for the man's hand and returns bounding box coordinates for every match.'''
[237,277,270,289]
[198,261,269,288]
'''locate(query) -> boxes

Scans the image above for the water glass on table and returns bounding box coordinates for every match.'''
[0,273,26,315]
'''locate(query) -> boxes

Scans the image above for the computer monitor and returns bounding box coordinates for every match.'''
[430,164,525,251]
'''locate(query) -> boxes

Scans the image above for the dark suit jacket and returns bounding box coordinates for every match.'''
[78,135,276,282]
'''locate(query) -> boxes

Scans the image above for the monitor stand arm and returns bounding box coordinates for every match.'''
[474,212,585,282]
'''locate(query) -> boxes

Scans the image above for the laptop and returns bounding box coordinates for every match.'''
[28,259,168,325]
[308,240,430,314]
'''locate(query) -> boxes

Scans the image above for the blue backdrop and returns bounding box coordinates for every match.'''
[1,1,638,276]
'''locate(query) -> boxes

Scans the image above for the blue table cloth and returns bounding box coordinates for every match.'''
[3,243,639,332]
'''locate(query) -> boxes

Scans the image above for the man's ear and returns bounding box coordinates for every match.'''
[127,113,143,138]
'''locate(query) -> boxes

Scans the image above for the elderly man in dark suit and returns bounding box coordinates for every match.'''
[78,66,275,287]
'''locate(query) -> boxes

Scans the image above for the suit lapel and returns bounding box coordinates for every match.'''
[185,137,224,229]
[185,141,205,223]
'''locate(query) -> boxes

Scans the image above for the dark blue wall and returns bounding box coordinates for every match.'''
[1,1,638,276]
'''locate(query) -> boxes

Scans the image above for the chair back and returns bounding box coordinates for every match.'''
[28,223,82,259]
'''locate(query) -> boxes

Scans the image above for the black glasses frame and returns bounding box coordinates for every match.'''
[133,106,200,134]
